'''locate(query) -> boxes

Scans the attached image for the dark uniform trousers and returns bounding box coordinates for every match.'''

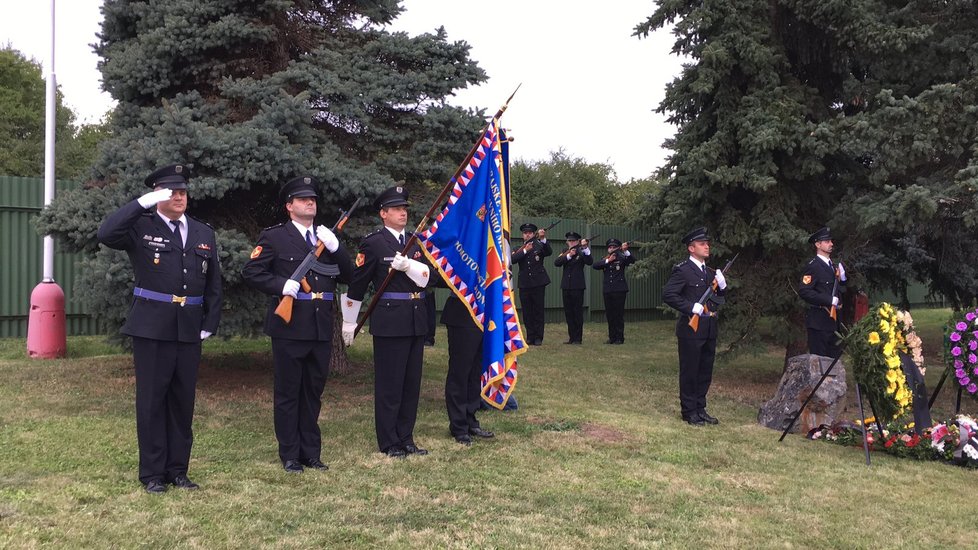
[348,228,432,452]
[662,260,724,419]
[97,200,222,485]
[442,295,484,436]
[555,249,592,343]
[594,252,635,343]
[241,222,353,463]
[798,257,846,358]
[512,239,552,344]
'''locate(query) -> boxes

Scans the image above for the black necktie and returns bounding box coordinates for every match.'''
[170,220,183,249]
[701,264,706,274]
[398,233,405,247]
[306,230,315,249]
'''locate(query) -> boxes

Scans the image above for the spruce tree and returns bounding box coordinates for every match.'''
[635,0,978,356]
[36,0,487,340]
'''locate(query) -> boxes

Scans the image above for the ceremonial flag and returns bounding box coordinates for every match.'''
[418,119,524,408]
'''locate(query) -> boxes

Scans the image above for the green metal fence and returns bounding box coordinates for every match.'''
[0,176,99,337]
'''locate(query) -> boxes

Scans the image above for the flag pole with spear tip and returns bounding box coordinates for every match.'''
[353,85,521,337]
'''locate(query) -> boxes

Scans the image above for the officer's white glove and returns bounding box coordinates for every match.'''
[200,330,212,340]
[282,279,300,298]
[691,303,705,316]
[403,258,430,288]
[715,269,727,290]
[137,188,172,209]
[340,293,363,347]
[316,225,339,253]
[831,296,840,307]
[837,262,846,282]
[582,247,590,256]
[391,252,410,272]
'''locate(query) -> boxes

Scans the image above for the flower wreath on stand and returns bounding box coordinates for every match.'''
[946,307,978,398]
[841,302,917,422]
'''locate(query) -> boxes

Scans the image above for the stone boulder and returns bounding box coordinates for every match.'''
[758,354,848,434]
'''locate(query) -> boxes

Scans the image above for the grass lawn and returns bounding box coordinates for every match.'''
[0,309,973,548]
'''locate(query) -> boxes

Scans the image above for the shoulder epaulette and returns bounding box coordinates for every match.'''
[187,215,215,230]
[262,222,286,231]
[674,259,689,269]
[363,228,386,240]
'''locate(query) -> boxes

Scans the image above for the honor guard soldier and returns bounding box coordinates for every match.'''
[593,238,635,344]
[341,186,432,458]
[512,223,552,346]
[798,226,847,357]
[441,294,495,445]
[662,227,727,426]
[241,176,352,473]
[554,231,592,344]
[97,164,222,493]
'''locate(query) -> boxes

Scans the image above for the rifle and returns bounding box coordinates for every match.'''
[519,219,561,253]
[274,197,362,323]
[826,266,840,321]
[562,234,599,256]
[688,253,739,333]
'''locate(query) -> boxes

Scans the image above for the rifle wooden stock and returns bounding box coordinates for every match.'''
[274,241,326,323]
[274,295,295,324]
[688,312,700,332]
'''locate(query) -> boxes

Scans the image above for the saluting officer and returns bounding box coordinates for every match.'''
[661,227,727,426]
[241,176,352,473]
[798,226,847,358]
[554,232,592,344]
[341,186,432,458]
[593,238,635,345]
[97,164,222,493]
[512,223,552,346]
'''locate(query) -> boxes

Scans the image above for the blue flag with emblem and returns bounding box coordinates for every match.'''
[418,119,524,408]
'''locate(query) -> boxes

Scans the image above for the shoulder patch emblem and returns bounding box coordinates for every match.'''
[355,252,365,267]
[802,275,812,285]
[250,245,262,259]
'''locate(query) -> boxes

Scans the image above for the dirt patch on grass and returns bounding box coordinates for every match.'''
[581,422,628,443]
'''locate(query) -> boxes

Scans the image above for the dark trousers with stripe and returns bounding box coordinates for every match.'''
[373,335,425,452]
[521,286,547,344]
[604,291,627,343]
[678,337,716,419]
[271,339,331,463]
[562,289,585,343]
[131,337,201,485]
[446,322,483,437]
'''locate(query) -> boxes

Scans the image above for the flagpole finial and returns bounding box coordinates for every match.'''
[499,83,522,115]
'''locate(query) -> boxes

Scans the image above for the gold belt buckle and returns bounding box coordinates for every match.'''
[311,292,324,300]
[410,292,421,299]
[171,295,187,307]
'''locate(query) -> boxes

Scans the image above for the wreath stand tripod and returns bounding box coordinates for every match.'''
[927,366,964,416]
[778,344,886,466]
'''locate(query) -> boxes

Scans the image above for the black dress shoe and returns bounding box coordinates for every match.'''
[404,444,429,456]
[424,339,435,347]
[383,447,407,458]
[170,475,200,489]
[455,434,473,446]
[300,458,329,470]
[283,459,304,473]
[145,480,167,494]
[683,415,706,426]
[699,412,719,425]
[469,427,495,439]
